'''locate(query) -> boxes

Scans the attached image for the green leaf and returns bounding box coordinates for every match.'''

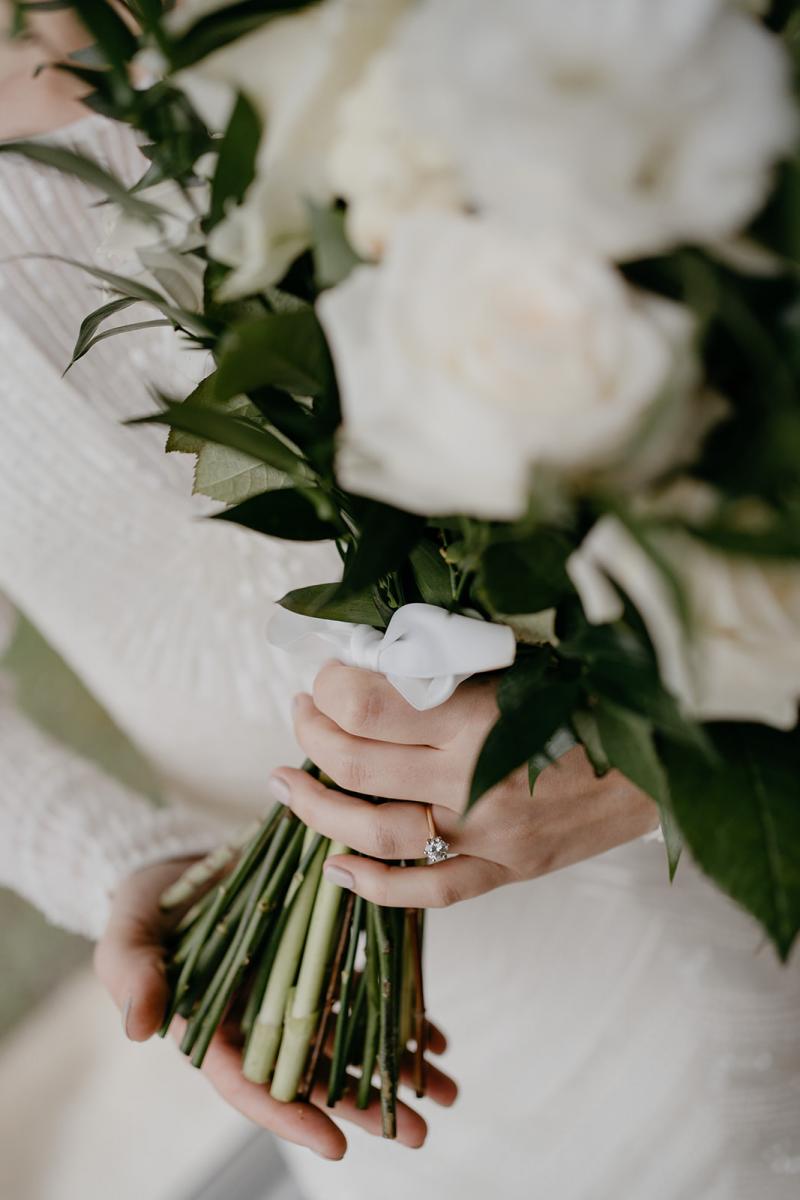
[69,296,138,371]
[468,651,578,812]
[193,442,287,504]
[208,92,261,229]
[163,374,221,455]
[66,318,171,371]
[249,388,314,451]
[65,0,139,77]
[571,709,610,777]
[478,531,573,615]
[162,376,290,500]
[215,310,334,400]
[278,583,385,628]
[409,540,453,607]
[559,615,710,754]
[0,143,163,226]
[19,254,211,336]
[308,202,361,288]
[661,725,800,961]
[593,697,682,878]
[130,397,303,476]
[167,1,323,71]
[215,488,339,541]
[339,500,425,596]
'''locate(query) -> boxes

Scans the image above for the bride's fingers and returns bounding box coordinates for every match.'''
[292,693,462,809]
[323,852,509,909]
[426,1021,448,1056]
[398,1053,459,1106]
[270,768,463,860]
[312,662,468,748]
[310,1078,428,1149]
[94,921,169,1042]
[168,1018,347,1160]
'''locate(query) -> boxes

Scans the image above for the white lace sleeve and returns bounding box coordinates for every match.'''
[0,676,221,941]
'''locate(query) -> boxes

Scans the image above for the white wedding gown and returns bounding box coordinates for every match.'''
[1,116,798,1200]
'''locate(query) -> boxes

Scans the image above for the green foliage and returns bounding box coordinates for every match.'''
[216,310,334,400]
[661,725,800,961]
[468,650,579,811]
[68,297,139,372]
[164,1,324,71]
[27,254,210,337]
[166,385,288,503]
[208,93,262,230]
[338,500,425,597]
[69,0,139,77]
[0,144,164,226]
[478,530,573,614]
[593,698,683,878]
[409,540,454,607]
[215,487,341,541]
[131,395,304,476]
[278,583,386,628]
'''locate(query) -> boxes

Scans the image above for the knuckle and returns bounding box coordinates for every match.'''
[341,681,383,738]
[372,819,399,861]
[319,665,383,738]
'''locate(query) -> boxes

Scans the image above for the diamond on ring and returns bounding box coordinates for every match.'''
[424,835,450,865]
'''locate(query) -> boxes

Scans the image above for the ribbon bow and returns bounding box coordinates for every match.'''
[268,602,517,711]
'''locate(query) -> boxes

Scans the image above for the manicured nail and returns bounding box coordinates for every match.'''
[122,995,134,1040]
[324,863,354,890]
[269,774,291,804]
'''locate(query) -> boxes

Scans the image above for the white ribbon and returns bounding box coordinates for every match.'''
[268,602,517,711]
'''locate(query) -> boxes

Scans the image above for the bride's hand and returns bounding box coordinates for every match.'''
[93,857,457,1159]
[270,663,660,909]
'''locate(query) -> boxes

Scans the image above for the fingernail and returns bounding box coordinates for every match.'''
[269,774,291,804]
[324,863,354,890]
[122,995,134,1040]
[310,1148,341,1161]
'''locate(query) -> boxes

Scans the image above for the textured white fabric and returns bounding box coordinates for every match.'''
[0,683,221,938]
[0,114,339,939]
[0,116,798,1199]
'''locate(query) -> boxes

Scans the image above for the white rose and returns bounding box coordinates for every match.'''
[317,212,706,520]
[331,0,796,261]
[172,0,410,297]
[566,484,800,730]
[98,180,207,312]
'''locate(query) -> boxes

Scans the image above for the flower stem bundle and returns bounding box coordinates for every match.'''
[158,776,427,1137]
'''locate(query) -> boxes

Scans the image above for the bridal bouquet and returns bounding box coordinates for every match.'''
[7,0,800,1135]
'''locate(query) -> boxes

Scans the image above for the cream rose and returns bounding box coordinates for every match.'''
[317,212,707,520]
[171,0,410,297]
[331,0,796,261]
[566,486,800,730]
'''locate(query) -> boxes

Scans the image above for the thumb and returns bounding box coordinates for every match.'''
[94,915,170,1043]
